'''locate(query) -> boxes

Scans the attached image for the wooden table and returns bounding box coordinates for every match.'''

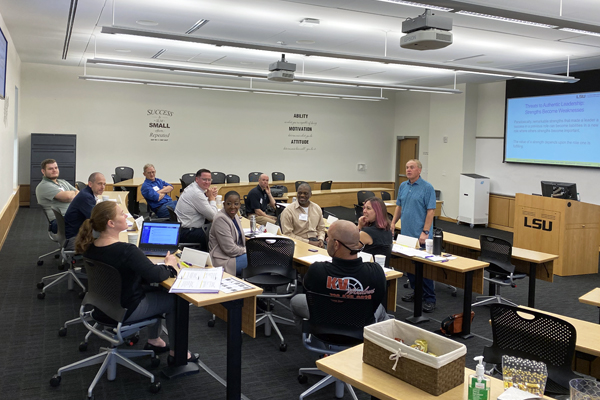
[287,187,394,208]
[385,200,443,218]
[315,344,548,400]
[579,288,600,324]
[441,231,558,308]
[390,248,488,338]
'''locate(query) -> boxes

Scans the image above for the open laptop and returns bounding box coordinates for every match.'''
[138,221,181,256]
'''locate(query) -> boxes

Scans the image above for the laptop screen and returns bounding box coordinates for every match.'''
[140,222,180,246]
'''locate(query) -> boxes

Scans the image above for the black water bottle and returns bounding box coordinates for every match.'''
[433,228,443,256]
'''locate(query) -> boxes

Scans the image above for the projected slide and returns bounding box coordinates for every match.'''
[505,91,600,167]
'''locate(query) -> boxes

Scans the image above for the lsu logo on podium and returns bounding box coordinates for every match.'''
[524,217,552,231]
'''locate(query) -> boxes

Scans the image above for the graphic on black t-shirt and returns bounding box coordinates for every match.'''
[326,276,374,299]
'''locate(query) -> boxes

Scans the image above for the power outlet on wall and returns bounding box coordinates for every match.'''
[357,163,366,172]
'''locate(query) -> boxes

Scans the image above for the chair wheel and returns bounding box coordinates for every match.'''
[49,375,61,387]
[37,282,45,289]
[58,327,67,337]
[79,292,86,299]
[150,355,160,368]
[298,374,308,384]
[279,343,287,352]
[37,260,44,266]
[38,292,46,300]
[79,342,88,352]
[58,264,65,270]
[149,381,161,394]
[208,319,215,327]
[87,395,94,400]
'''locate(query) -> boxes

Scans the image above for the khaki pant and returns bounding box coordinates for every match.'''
[254,214,277,226]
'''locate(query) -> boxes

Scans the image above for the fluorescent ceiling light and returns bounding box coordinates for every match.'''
[100,26,578,83]
[186,19,209,34]
[147,83,198,89]
[376,0,453,12]
[455,11,557,28]
[456,70,514,78]
[514,76,567,83]
[559,28,600,37]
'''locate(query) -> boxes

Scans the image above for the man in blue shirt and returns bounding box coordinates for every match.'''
[391,159,437,312]
[64,172,106,249]
[141,164,177,218]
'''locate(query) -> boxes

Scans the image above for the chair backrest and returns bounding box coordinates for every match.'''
[111,174,121,184]
[180,173,196,189]
[362,243,392,268]
[357,190,375,206]
[484,304,577,392]
[166,205,178,222]
[226,174,240,183]
[354,204,363,223]
[211,171,226,184]
[114,166,134,181]
[320,180,332,190]
[295,181,308,191]
[243,237,296,280]
[271,184,288,193]
[241,195,249,217]
[381,191,391,201]
[83,258,127,324]
[435,190,441,200]
[248,172,262,182]
[52,208,68,247]
[479,235,515,274]
[76,181,87,191]
[272,172,285,181]
[306,291,375,345]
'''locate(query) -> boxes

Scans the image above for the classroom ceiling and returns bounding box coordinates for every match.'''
[1,0,600,89]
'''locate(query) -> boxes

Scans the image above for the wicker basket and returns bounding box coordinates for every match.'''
[363,319,466,396]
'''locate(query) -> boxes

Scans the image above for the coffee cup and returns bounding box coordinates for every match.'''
[374,255,386,267]
[425,239,433,254]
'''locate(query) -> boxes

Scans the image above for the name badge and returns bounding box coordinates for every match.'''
[259,198,263,204]
[299,214,308,221]
[59,187,65,191]
[153,186,159,192]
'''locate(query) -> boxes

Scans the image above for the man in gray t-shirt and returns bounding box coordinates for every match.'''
[35,158,78,232]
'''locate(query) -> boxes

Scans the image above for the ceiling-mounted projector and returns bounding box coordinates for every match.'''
[268,54,296,82]
[400,9,453,50]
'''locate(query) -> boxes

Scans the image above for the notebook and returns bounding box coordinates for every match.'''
[138,221,181,256]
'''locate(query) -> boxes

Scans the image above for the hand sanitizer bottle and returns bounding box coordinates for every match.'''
[468,356,490,400]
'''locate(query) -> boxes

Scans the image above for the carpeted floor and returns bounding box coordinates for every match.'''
[1,206,598,399]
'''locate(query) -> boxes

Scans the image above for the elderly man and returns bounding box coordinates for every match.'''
[246,173,277,225]
[64,172,106,250]
[140,164,176,219]
[35,158,79,233]
[280,183,326,247]
[289,220,390,323]
[391,159,437,313]
[175,168,218,249]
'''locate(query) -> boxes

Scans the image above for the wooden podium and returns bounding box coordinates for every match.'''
[514,193,600,276]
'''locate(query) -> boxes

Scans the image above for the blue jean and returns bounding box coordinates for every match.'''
[407,273,436,303]
[50,219,58,234]
[155,200,177,219]
[235,254,248,276]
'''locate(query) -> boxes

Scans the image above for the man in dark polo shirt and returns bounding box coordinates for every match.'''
[246,173,276,225]
[64,172,106,250]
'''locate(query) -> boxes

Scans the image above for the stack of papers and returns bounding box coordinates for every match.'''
[299,254,332,264]
[220,277,254,293]
[169,267,223,293]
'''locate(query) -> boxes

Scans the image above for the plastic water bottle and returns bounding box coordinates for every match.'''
[250,215,256,234]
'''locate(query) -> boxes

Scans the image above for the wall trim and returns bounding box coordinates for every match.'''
[0,187,20,251]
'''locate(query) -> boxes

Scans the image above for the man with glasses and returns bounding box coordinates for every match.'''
[141,163,176,218]
[175,168,218,249]
[290,220,390,323]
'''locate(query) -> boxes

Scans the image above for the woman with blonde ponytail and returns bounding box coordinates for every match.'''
[76,201,197,364]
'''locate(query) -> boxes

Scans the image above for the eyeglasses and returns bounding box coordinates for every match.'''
[326,237,365,255]
[200,178,212,182]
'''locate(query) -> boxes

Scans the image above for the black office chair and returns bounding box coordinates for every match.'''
[166,205,178,222]
[381,191,391,201]
[226,174,240,183]
[37,208,86,299]
[472,235,526,307]
[241,195,249,218]
[75,181,87,191]
[37,208,62,266]
[248,172,262,182]
[271,184,288,194]
[295,181,308,191]
[320,181,332,190]
[483,304,578,396]
[211,171,226,184]
[138,202,168,222]
[357,190,375,207]
[180,173,195,190]
[243,237,296,352]
[50,259,161,398]
[114,166,134,181]
[272,172,285,181]
[297,291,376,399]
[353,204,363,224]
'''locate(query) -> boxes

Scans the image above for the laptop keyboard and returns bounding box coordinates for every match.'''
[142,248,170,256]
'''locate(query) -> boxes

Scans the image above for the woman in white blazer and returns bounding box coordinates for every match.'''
[209,191,247,275]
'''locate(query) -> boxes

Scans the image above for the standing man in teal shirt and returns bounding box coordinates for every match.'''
[391,159,437,312]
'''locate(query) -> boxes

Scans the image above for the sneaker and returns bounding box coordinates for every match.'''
[422,302,436,313]
[401,292,415,302]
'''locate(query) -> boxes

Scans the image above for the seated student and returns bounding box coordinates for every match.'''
[63,172,106,250]
[140,164,177,219]
[208,191,247,276]
[246,174,277,226]
[280,183,326,248]
[290,220,390,323]
[76,201,197,363]
[35,158,79,233]
[175,168,218,250]
[357,196,393,255]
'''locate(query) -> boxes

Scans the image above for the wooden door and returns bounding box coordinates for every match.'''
[395,138,419,193]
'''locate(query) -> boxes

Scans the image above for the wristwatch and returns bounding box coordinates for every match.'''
[422,230,429,235]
